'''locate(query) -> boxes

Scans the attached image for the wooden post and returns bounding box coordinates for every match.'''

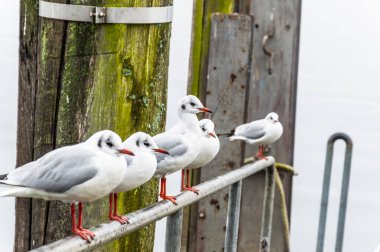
[184,1,236,250]
[16,0,172,251]
[187,13,254,252]
[237,1,301,251]
[185,0,301,251]
[15,0,39,251]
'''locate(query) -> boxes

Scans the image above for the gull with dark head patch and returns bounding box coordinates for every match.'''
[153,95,212,204]
[229,112,283,159]
[108,132,169,224]
[183,119,220,193]
[0,130,134,242]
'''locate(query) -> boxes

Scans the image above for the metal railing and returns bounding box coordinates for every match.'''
[316,133,353,252]
[30,157,276,252]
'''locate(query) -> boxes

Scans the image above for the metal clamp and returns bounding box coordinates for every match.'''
[90,7,107,24]
[39,0,173,24]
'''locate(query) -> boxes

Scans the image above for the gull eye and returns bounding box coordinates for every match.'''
[105,141,113,147]
[144,141,150,147]
[201,127,206,131]
[190,102,196,107]
[270,116,273,120]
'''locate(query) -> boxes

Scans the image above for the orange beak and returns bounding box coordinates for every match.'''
[153,148,170,155]
[119,148,135,156]
[208,132,216,138]
[198,107,213,113]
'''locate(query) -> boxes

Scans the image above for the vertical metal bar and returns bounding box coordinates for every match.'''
[224,180,243,252]
[316,138,334,252]
[335,135,353,252]
[260,165,275,252]
[165,209,184,252]
[316,133,353,252]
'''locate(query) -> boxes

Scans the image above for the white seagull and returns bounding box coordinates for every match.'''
[108,132,169,224]
[229,112,283,159]
[153,95,212,204]
[183,119,220,193]
[0,130,134,242]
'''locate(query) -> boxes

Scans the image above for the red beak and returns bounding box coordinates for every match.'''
[198,107,213,113]
[208,132,216,138]
[119,148,135,156]
[154,148,170,155]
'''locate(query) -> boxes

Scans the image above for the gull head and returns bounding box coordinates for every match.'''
[87,130,135,157]
[178,95,212,114]
[128,132,169,155]
[199,119,217,138]
[265,112,280,123]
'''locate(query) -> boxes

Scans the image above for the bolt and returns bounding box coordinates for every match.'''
[199,211,205,218]
[99,12,106,18]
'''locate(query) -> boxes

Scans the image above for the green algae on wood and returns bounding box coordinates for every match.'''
[18,0,172,251]
[187,0,235,97]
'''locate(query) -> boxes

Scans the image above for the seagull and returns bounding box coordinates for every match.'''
[229,112,283,159]
[183,119,220,193]
[0,130,134,242]
[108,132,169,224]
[153,95,212,204]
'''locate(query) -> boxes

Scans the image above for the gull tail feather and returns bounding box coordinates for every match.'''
[0,183,25,197]
[229,135,247,142]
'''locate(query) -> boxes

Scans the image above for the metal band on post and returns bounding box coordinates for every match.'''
[39,0,173,24]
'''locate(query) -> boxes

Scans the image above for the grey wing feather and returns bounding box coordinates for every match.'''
[153,134,188,163]
[235,120,266,140]
[124,155,134,167]
[7,147,98,193]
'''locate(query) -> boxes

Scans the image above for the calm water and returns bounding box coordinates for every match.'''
[1,1,379,251]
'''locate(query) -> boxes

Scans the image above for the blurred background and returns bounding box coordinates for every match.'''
[1,0,379,251]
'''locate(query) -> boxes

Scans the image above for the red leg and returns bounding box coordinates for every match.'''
[256,145,268,160]
[113,193,129,224]
[70,202,91,242]
[108,194,114,220]
[77,202,95,239]
[181,169,199,194]
[181,169,185,190]
[159,176,177,204]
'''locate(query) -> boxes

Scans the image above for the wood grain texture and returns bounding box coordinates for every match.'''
[17,0,172,251]
[30,1,68,247]
[237,0,301,251]
[15,0,40,251]
[187,0,235,97]
[188,14,253,252]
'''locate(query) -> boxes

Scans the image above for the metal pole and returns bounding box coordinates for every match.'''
[316,133,353,252]
[224,180,242,252]
[259,165,275,252]
[165,209,184,252]
[335,134,353,252]
[30,157,275,252]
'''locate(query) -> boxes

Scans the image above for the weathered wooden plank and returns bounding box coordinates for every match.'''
[15,0,40,251]
[237,0,301,251]
[187,0,235,97]
[30,1,68,247]
[185,1,236,250]
[188,13,253,252]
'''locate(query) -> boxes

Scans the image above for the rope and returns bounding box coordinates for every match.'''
[274,162,293,252]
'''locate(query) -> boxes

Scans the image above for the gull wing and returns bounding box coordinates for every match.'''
[4,146,98,193]
[153,133,188,163]
[234,119,266,140]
